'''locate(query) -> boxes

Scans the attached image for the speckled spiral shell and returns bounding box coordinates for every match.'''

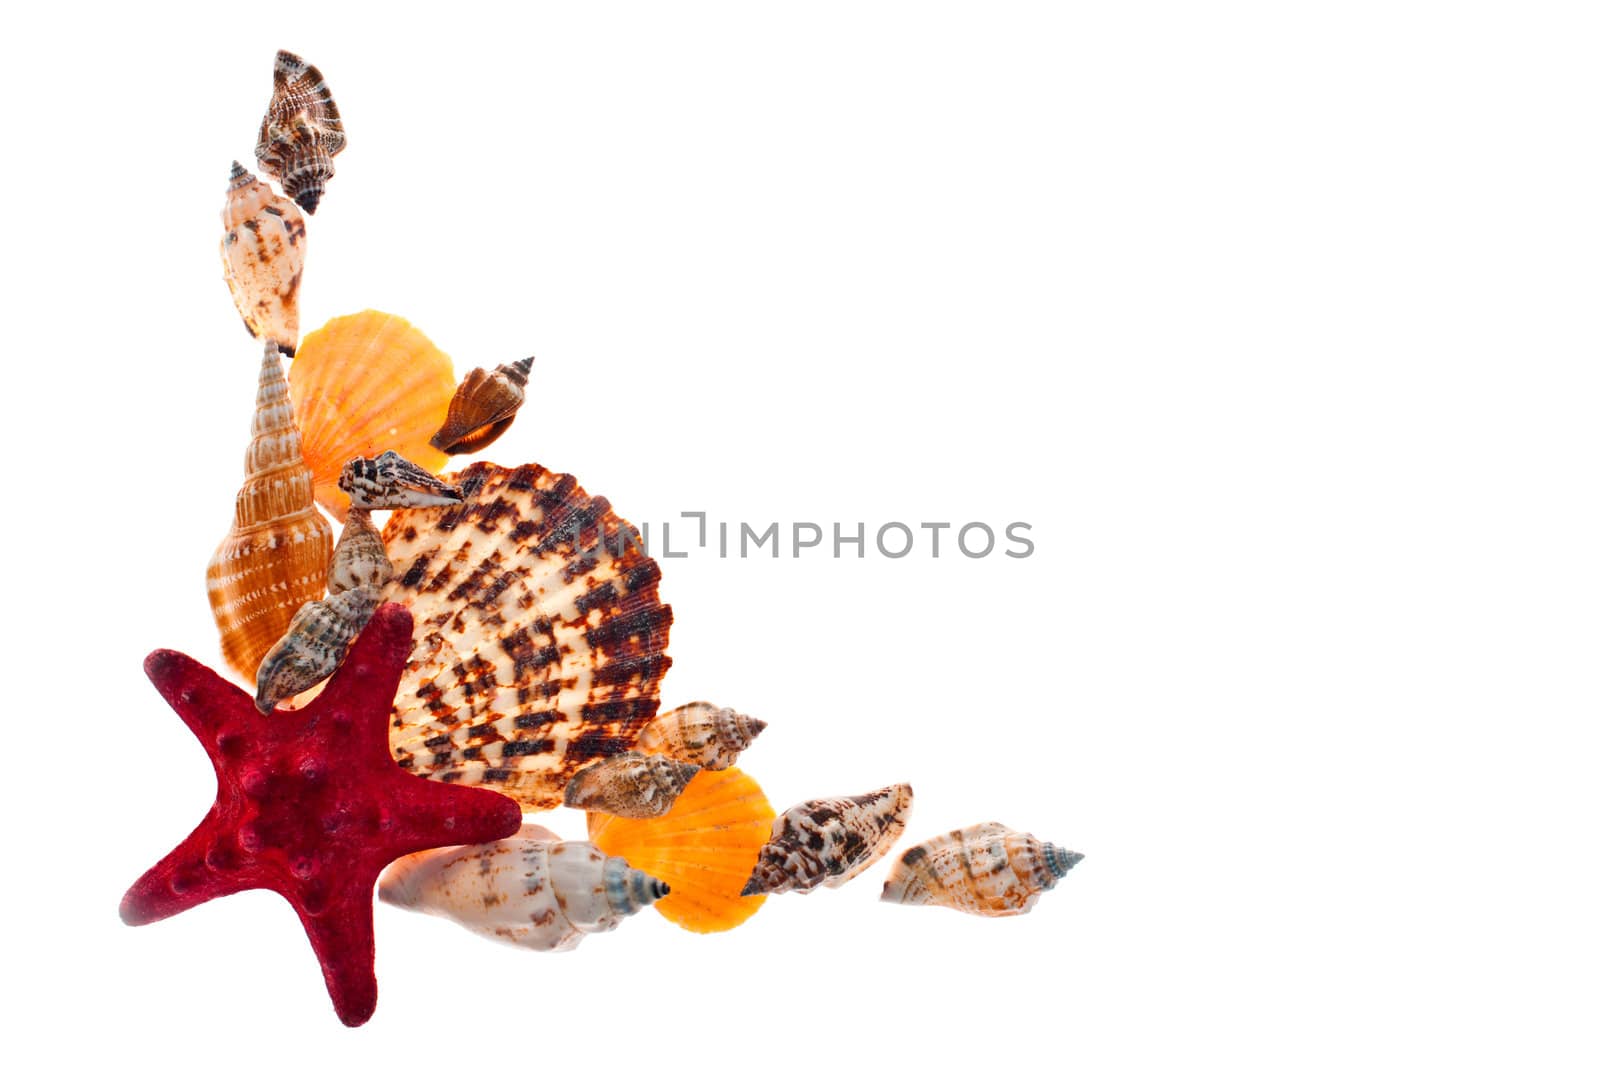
[220,161,305,357]
[254,586,379,713]
[381,462,672,811]
[206,342,335,681]
[339,451,461,510]
[255,50,345,214]
[289,311,456,521]
[636,702,766,771]
[378,825,669,952]
[563,753,701,818]
[743,783,913,896]
[588,767,774,933]
[327,509,391,595]
[429,356,534,455]
[879,822,1083,917]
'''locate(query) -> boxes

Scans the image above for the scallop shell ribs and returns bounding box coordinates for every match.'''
[220,161,305,357]
[879,822,1083,917]
[380,825,669,952]
[636,701,766,771]
[255,50,345,214]
[381,462,672,810]
[743,783,913,896]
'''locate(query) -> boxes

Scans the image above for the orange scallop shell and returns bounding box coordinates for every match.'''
[587,767,775,934]
[288,310,455,521]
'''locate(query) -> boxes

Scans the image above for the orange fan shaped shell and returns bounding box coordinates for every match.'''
[289,310,455,521]
[588,767,775,934]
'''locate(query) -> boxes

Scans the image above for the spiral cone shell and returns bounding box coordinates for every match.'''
[254,586,379,713]
[327,509,391,595]
[381,462,672,810]
[289,311,455,521]
[563,752,701,818]
[255,50,345,214]
[206,342,334,681]
[879,822,1083,917]
[429,356,534,455]
[637,702,766,771]
[588,767,774,933]
[378,825,669,952]
[220,161,305,357]
[743,783,913,896]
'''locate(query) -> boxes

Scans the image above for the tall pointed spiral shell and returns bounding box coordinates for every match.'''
[380,462,673,811]
[220,161,305,357]
[289,311,456,521]
[429,356,534,455]
[206,342,334,681]
[879,822,1083,917]
[637,702,767,771]
[255,50,345,215]
[379,825,669,952]
[588,767,774,933]
[743,783,913,896]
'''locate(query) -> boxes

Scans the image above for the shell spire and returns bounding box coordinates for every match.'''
[205,341,334,681]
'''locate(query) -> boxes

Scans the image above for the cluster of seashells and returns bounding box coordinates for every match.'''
[197,49,1083,973]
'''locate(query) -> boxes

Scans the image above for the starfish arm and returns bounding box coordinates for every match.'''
[120,808,256,925]
[298,886,379,1028]
[308,603,414,756]
[144,650,242,750]
[384,772,523,857]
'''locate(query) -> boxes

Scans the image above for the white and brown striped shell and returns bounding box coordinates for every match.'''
[563,753,700,818]
[253,586,378,714]
[742,783,913,896]
[379,825,669,952]
[381,461,672,810]
[220,161,305,357]
[206,342,334,682]
[326,508,391,595]
[879,822,1083,917]
[255,50,345,215]
[637,702,766,771]
[429,357,534,455]
[339,451,461,510]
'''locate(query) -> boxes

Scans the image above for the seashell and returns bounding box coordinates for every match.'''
[326,508,392,595]
[289,311,456,522]
[742,783,913,896]
[588,767,774,933]
[254,586,379,714]
[636,701,766,771]
[381,461,672,811]
[206,342,335,682]
[255,50,345,214]
[379,825,669,952]
[562,752,701,818]
[879,822,1083,917]
[429,356,534,455]
[339,451,462,510]
[220,161,306,357]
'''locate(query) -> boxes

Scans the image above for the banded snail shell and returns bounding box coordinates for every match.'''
[879,822,1083,917]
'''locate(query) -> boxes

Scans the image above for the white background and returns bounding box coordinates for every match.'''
[6,2,1598,1067]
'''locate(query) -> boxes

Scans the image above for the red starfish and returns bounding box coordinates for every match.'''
[120,603,522,1027]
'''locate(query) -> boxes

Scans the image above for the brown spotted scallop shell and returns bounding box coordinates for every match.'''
[380,462,672,810]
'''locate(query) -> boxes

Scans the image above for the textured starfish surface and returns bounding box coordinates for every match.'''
[120,603,522,1027]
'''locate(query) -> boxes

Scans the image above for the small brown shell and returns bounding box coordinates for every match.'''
[636,702,766,771]
[563,753,701,818]
[255,50,345,214]
[879,822,1083,917]
[742,783,913,896]
[429,357,534,455]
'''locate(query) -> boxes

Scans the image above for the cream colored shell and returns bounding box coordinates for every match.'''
[220,161,305,357]
[879,822,1083,917]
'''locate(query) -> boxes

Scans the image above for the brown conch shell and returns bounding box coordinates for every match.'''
[563,752,701,818]
[743,783,913,896]
[326,508,391,595]
[429,356,534,455]
[381,461,672,811]
[379,825,670,952]
[289,311,456,521]
[588,767,774,933]
[255,50,345,214]
[879,822,1083,917]
[220,161,305,357]
[206,342,334,681]
[636,701,766,771]
[253,586,379,714]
